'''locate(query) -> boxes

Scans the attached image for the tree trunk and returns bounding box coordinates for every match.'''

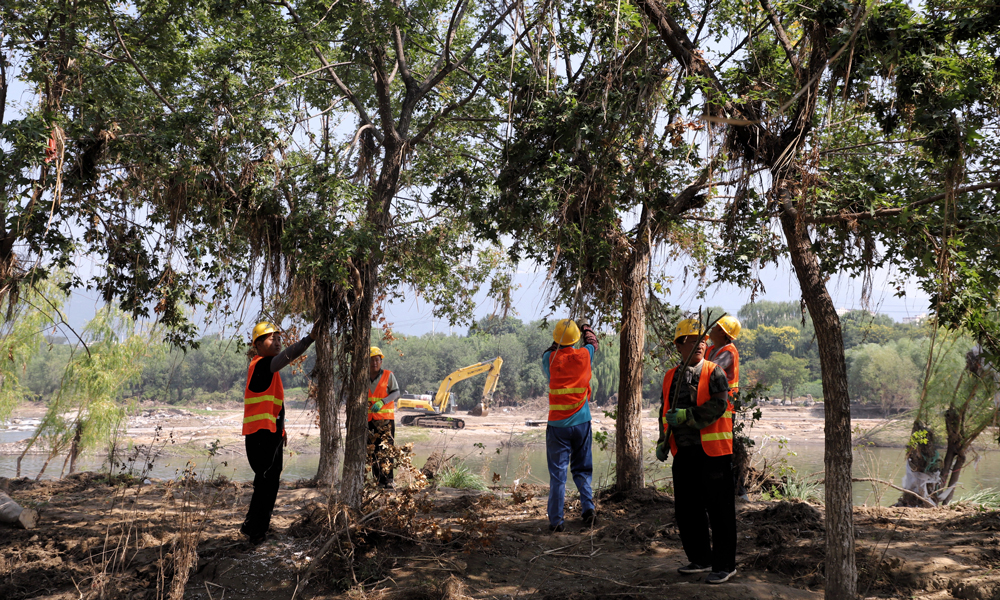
[935,408,965,504]
[779,198,855,600]
[939,451,965,505]
[313,315,341,486]
[67,420,82,475]
[340,139,405,508]
[340,297,371,508]
[615,215,651,492]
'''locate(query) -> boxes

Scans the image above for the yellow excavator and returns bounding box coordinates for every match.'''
[397,357,503,429]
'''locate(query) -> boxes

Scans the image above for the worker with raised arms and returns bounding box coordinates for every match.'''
[368,346,400,488]
[241,320,318,545]
[656,318,737,584]
[543,318,599,532]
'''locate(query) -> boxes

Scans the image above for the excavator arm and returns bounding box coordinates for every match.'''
[433,357,504,412]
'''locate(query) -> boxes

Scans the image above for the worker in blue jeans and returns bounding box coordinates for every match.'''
[543,318,599,532]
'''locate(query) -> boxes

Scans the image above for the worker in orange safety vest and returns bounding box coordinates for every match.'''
[706,315,741,396]
[655,318,737,584]
[368,346,400,488]
[240,320,319,545]
[543,318,599,532]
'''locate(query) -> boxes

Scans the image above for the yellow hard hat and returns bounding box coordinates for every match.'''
[717,315,742,340]
[369,346,384,359]
[251,321,279,343]
[674,318,704,342]
[553,319,581,346]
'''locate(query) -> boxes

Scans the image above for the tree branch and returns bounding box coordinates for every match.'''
[273,0,384,144]
[759,0,800,76]
[411,71,489,145]
[849,477,936,507]
[369,45,401,140]
[442,0,468,68]
[819,137,928,155]
[103,0,176,113]
[392,23,417,90]
[635,0,766,132]
[417,0,519,96]
[807,182,1000,224]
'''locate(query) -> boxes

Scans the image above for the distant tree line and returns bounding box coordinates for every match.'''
[20,301,954,414]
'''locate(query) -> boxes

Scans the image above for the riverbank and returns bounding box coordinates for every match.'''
[0,399,916,462]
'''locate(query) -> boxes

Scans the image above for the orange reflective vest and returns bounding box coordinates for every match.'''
[707,343,740,395]
[548,347,592,422]
[368,370,395,422]
[661,360,733,457]
[243,357,284,435]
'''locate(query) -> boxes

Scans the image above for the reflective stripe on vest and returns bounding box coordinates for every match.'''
[707,343,740,393]
[661,360,733,457]
[548,347,592,421]
[243,356,284,435]
[367,370,395,422]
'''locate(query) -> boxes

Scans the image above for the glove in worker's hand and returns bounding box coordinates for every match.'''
[370,400,384,413]
[665,408,689,427]
[577,317,590,328]
[655,441,669,462]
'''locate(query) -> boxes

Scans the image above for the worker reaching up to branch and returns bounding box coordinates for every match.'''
[241,320,319,545]
[656,318,737,584]
[368,346,400,488]
[543,318,599,532]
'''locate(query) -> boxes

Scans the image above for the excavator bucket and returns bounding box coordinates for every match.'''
[469,403,489,417]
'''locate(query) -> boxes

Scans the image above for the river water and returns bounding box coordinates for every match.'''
[3,425,998,507]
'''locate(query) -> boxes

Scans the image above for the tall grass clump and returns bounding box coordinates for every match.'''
[439,463,488,491]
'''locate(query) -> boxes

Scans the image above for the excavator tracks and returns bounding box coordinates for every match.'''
[399,414,466,429]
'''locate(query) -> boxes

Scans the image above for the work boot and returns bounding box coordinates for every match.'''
[548,523,565,533]
[581,509,597,526]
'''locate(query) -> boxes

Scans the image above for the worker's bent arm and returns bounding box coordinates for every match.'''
[269,335,315,373]
[712,349,735,381]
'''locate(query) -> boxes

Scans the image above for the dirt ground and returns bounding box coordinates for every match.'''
[4,472,1000,600]
[2,402,988,600]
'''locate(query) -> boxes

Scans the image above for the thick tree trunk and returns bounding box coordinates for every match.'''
[340,288,372,508]
[615,220,650,492]
[779,199,855,600]
[340,139,404,509]
[313,320,341,486]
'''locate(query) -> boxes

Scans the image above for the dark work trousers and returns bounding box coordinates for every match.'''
[242,429,284,538]
[672,445,737,572]
[368,419,395,487]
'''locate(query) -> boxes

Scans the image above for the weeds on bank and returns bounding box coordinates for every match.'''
[83,428,233,600]
[955,487,1000,510]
